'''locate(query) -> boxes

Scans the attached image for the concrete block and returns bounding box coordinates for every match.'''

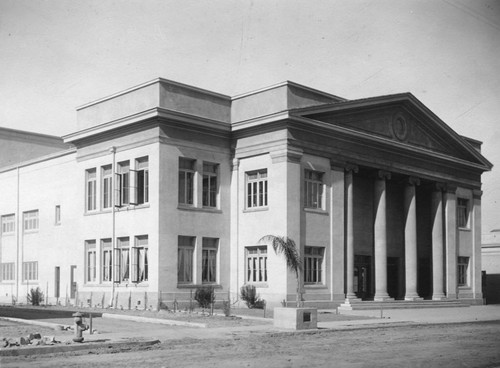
[273,307,318,330]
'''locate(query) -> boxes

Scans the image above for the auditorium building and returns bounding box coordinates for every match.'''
[0,78,492,309]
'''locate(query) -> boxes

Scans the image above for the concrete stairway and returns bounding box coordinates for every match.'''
[338,299,470,311]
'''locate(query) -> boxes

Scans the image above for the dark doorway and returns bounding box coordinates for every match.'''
[418,258,431,299]
[387,257,401,299]
[70,265,77,299]
[354,255,372,300]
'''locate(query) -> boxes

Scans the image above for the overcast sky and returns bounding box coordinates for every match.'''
[1,0,499,232]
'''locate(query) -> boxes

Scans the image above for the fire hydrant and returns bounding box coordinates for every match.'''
[72,312,88,343]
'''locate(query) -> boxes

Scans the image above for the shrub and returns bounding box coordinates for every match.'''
[240,285,265,309]
[194,287,215,309]
[27,287,44,306]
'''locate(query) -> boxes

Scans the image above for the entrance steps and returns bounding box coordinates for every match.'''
[338,299,470,311]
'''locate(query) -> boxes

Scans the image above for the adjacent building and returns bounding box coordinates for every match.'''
[482,230,500,304]
[0,78,492,309]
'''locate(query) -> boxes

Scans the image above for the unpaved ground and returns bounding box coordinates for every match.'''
[3,321,500,368]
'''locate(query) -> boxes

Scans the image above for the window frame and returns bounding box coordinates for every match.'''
[245,246,268,284]
[22,261,38,282]
[102,165,113,209]
[1,214,15,235]
[246,169,268,209]
[202,162,218,208]
[132,235,148,283]
[55,205,61,225]
[457,256,470,287]
[202,237,218,284]
[135,157,149,205]
[304,169,324,210]
[457,198,470,229]
[86,168,97,212]
[101,239,113,283]
[1,262,15,282]
[304,246,324,285]
[115,237,130,283]
[178,158,195,206]
[85,240,97,283]
[177,236,195,284]
[23,210,39,232]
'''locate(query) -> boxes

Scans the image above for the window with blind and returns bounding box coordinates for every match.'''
[178,236,195,284]
[246,246,267,283]
[132,235,148,283]
[202,238,218,283]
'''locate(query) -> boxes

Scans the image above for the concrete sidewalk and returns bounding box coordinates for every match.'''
[1,305,499,356]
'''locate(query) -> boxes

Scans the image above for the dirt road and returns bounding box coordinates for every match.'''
[3,321,500,368]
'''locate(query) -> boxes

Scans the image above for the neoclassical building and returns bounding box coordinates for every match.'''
[0,79,492,309]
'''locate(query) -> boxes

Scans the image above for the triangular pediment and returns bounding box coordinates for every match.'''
[296,94,491,170]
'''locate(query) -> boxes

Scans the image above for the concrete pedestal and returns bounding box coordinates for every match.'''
[273,307,318,330]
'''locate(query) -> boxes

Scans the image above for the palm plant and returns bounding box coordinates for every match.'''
[259,235,303,307]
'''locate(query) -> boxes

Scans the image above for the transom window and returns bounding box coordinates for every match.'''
[304,170,324,209]
[458,256,469,286]
[246,170,268,208]
[178,236,195,284]
[86,168,97,211]
[304,246,324,284]
[246,246,267,283]
[179,158,195,205]
[202,163,218,208]
[23,210,39,232]
[1,214,15,235]
[457,198,470,228]
[202,238,218,283]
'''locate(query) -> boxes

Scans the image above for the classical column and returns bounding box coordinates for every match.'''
[404,177,422,300]
[374,170,393,301]
[345,164,359,301]
[432,183,446,300]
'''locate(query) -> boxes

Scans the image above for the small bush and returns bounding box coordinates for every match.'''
[194,287,215,309]
[240,285,265,309]
[27,287,44,306]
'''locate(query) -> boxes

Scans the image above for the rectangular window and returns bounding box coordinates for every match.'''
[202,238,218,283]
[304,170,324,209]
[102,165,113,209]
[457,198,469,228]
[202,163,218,208]
[135,157,149,205]
[246,246,267,283]
[458,256,469,286]
[1,214,15,235]
[55,205,61,225]
[22,261,38,281]
[246,170,268,208]
[178,236,195,284]
[86,168,97,211]
[116,161,130,207]
[101,239,112,282]
[115,237,130,283]
[23,210,39,232]
[1,263,15,281]
[132,235,148,283]
[304,246,324,284]
[86,240,97,283]
[179,158,195,205]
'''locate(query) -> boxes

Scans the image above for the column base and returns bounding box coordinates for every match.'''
[404,296,423,301]
[432,293,446,301]
[374,293,394,302]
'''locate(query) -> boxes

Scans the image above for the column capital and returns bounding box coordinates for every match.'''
[232,158,240,171]
[407,176,420,186]
[344,163,359,174]
[445,183,458,194]
[433,182,446,192]
[377,170,391,180]
[473,189,483,200]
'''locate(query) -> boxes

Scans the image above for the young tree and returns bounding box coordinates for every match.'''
[259,235,303,307]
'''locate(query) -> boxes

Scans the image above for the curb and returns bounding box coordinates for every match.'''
[0,316,67,330]
[0,339,160,357]
[102,313,207,328]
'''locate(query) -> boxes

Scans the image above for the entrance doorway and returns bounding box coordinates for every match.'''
[387,257,401,299]
[70,265,77,299]
[54,267,60,299]
[418,258,431,299]
[354,255,372,299]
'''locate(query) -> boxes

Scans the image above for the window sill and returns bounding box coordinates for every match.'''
[458,286,471,290]
[177,205,222,214]
[304,208,329,215]
[458,227,471,232]
[176,284,222,289]
[243,207,269,213]
[23,230,39,235]
[1,233,14,237]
